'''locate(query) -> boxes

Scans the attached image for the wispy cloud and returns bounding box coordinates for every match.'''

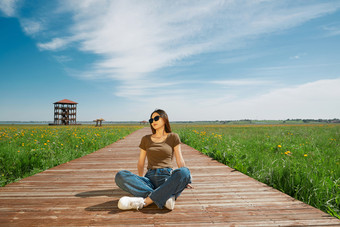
[211,79,274,86]
[150,77,340,121]
[28,0,340,99]
[289,53,307,60]
[216,52,269,65]
[20,18,43,36]
[4,0,340,121]
[37,37,73,51]
[115,80,183,98]
[224,77,340,120]
[0,0,21,17]
[53,55,72,63]
[322,22,340,37]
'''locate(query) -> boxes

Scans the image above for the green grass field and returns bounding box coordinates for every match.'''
[173,124,340,218]
[0,125,142,187]
[1,123,339,218]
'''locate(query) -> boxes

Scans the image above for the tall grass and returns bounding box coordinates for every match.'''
[0,125,142,186]
[173,124,340,218]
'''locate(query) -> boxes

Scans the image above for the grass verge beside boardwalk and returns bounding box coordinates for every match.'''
[0,125,143,187]
[173,124,340,218]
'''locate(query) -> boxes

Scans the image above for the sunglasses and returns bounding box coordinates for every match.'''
[149,116,161,124]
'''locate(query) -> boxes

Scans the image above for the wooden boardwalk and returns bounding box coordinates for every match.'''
[0,127,339,226]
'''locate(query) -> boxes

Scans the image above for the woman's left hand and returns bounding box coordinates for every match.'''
[186,184,194,189]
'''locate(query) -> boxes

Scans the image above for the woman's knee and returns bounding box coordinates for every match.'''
[115,170,131,184]
[173,167,191,181]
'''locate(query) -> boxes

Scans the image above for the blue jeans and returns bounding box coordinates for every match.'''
[115,167,191,209]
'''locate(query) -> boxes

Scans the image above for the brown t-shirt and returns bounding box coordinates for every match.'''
[139,132,181,169]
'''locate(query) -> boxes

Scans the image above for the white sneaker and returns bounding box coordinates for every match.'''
[118,196,145,210]
[164,196,175,210]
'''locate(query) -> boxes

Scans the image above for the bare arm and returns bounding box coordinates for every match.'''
[174,144,194,188]
[174,144,185,168]
[137,149,147,176]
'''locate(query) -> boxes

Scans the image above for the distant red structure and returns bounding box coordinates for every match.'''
[52,99,78,125]
[140,120,148,125]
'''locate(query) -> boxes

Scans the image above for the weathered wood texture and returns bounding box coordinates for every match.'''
[0,127,339,226]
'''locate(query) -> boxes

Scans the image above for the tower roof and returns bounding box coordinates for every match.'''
[54,99,78,104]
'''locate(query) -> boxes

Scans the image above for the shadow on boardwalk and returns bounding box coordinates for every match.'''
[76,189,173,215]
[0,127,339,226]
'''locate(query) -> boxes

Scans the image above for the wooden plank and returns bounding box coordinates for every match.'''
[0,127,339,226]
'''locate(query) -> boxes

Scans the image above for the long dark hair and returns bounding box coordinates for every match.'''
[150,109,172,134]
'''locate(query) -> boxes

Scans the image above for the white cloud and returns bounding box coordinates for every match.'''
[115,80,182,98]
[61,0,217,79]
[6,1,340,80]
[216,52,268,64]
[322,22,340,37]
[211,79,274,86]
[42,0,339,98]
[20,19,43,35]
[53,55,72,63]
[289,53,306,60]
[129,77,340,121]
[291,55,300,59]
[37,37,72,51]
[209,78,340,120]
[8,1,340,120]
[0,0,20,17]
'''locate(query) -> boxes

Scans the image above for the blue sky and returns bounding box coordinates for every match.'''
[1,0,340,121]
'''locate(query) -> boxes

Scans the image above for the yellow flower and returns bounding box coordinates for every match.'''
[304,154,308,157]
[18,150,20,152]
[284,151,291,155]
[277,145,282,148]
[44,143,47,145]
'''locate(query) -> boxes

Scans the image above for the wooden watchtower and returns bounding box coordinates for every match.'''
[53,99,78,125]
